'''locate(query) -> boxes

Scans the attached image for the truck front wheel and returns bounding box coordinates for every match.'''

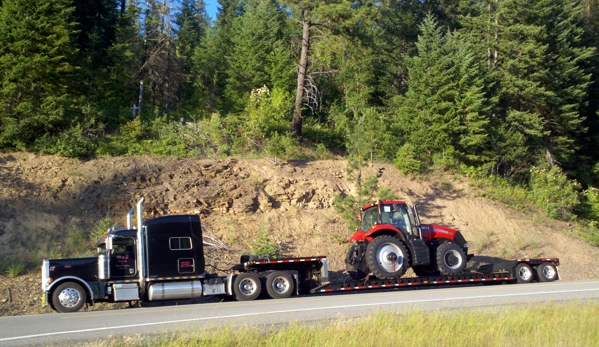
[265,271,294,299]
[233,273,262,301]
[365,235,409,279]
[51,282,86,313]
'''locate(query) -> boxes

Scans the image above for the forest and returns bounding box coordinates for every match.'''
[1,0,599,232]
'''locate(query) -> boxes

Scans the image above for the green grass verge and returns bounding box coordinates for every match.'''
[84,301,599,347]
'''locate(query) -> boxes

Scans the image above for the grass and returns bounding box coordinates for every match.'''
[82,302,599,347]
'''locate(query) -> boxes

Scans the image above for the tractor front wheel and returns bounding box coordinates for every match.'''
[436,242,467,275]
[365,235,409,279]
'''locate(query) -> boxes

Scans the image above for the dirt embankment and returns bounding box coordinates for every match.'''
[1,152,598,316]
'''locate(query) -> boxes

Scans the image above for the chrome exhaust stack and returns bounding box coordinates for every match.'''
[126,208,134,229]
[136,197,145,292]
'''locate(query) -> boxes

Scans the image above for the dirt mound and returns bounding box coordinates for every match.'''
[1,152,598,316]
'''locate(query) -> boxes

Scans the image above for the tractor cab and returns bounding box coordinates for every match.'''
[354,200,423,241]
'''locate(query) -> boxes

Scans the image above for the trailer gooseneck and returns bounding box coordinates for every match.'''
[41,198,560,313]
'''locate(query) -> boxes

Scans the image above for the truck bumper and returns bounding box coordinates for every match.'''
[41,292,48,308]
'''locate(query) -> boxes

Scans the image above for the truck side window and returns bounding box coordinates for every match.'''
[113,238,135,253]
[170,237,192,250]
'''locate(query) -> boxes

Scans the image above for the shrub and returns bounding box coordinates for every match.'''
[394,143,423,174]
[529,166,580,221]
[266,132,304,160]
[251,231,278,259]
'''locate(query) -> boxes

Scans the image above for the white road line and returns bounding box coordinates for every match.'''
[2,287,598,342]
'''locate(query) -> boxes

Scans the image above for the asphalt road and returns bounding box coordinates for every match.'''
[1,279,598,346]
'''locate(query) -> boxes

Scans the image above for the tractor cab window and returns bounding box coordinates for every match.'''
[386,204,412,235]
[360,207,379,231]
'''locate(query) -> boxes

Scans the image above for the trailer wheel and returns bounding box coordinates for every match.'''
[537,262,558,282]
[233,273,262,301]
[365,235,409,279]
[51,282,86,313]
[515,263,534,283]
[436,242,467,275]
[265,271,294,299]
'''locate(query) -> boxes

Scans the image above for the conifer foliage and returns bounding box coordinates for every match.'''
[1,0,599,225]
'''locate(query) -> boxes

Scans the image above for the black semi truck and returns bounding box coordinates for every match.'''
[41,198,560,313]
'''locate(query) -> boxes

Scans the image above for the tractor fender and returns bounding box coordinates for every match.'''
[348,225,406,243]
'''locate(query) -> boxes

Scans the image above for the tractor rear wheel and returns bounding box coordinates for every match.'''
[365,235,409,279]
[436,242,467,275]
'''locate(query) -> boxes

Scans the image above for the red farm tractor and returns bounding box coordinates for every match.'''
[345,200,472,279]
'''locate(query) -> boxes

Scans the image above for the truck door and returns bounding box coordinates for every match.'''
[110,237,137,279]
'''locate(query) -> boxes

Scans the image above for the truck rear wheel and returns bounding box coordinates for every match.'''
[537,262,558,282]
[51,282,86,313]
[436,242,467,275]
[265,271,294,299]
[233,273,261,301]
[365,235,409,279]
[515,263,534,283]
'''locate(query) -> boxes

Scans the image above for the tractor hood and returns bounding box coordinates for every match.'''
[420,224,458,242]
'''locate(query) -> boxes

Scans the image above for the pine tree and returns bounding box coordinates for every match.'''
[174,0,210,109]
[225,0,293,112]
[394,15,491,172]
[0,0,78,149]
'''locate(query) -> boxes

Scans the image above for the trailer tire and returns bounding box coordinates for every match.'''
[537,262,558,282]
[51,282,86,313]
[365,235,409,279]
[265,271,294,299]
[436,242,467,275]
[233,273,261,301]
[515,263,534,283]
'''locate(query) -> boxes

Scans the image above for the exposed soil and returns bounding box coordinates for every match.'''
[1,152,598,316]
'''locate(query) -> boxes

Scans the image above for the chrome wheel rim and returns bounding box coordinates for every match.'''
[444,249,463,270]
[239,278,258,296]
[271,276,290,294]
[376,243,404,273]
[543,265,556,280]
[58,288,81,308]
[518,266,532,281]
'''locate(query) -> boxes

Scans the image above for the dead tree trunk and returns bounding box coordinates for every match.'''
[291,7,311,138]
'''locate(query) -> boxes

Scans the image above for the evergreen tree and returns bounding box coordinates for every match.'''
[394,15,492,172]
[0,0,78,149]
[225,0,294,112]
[191,0,243,113]
[174,0,210,109]
[102,0,144,124]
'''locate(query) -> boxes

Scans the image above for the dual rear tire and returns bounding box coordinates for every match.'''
[233,271,294,301]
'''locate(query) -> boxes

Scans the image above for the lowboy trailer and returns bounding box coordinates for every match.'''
[41,198,560,313]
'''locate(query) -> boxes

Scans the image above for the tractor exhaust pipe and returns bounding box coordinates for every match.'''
[126,208,134,229]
